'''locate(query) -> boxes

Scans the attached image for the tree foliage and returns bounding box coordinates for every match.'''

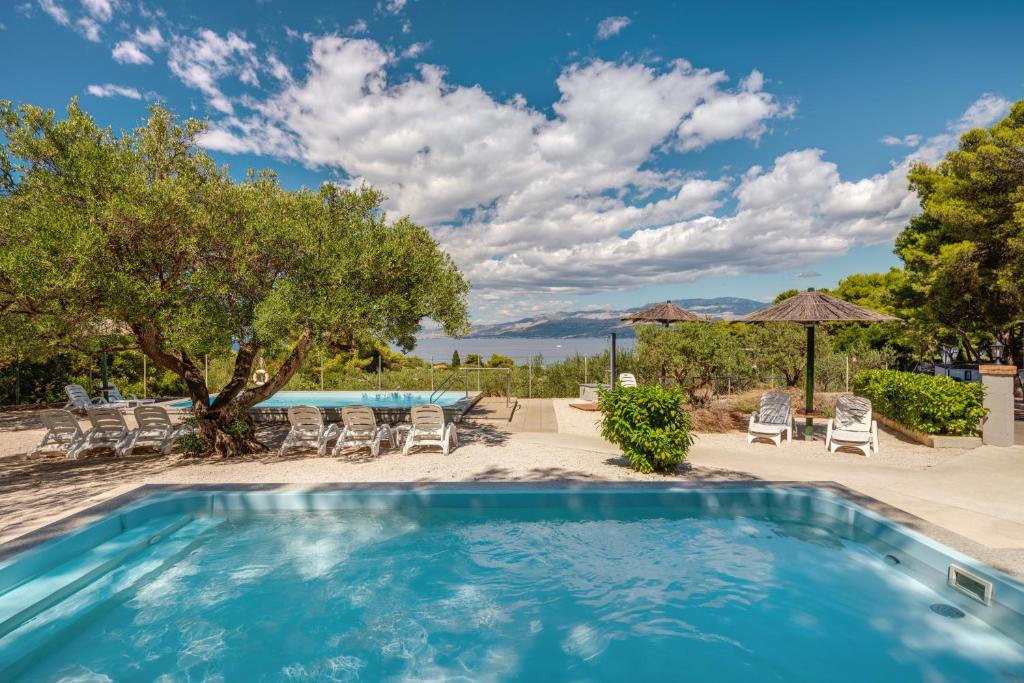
[635,323,745,406]
[898,101,1024,365]
[0,100,468,454]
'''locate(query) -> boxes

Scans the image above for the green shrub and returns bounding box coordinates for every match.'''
[852,369,986,436]
[598,385,694,474]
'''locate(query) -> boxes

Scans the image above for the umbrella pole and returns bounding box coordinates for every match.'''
[805,325,815,439]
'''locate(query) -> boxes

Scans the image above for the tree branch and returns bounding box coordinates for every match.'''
[236,328,313,408]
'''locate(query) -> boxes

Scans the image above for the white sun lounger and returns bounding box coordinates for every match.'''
[106,384,155,408]
[826,395,879,457]
[30,409,86,457]
[747,391,793,446]
[402,404,457,455]
[280,406,338,456]
[618,373,638,388]
[120,406,191,456]
[64,384,107,414]
[71,407,134,458]
[333,406,395,458]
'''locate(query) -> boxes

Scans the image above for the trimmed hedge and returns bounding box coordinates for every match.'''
[598,385,694,474]
[852,369,986,436]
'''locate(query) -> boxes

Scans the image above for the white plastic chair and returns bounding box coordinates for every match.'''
[64,384,106,413]
[72,407,133,458]
[121,406,191,456]
[826,395,879,457]
[31,409,86,457]
[747,391,793,447]
[618,373,638,388]
[402,404,457,455]
[280,406,338,456]
[334,406,395,458]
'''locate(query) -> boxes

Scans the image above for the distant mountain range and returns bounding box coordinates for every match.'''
[459,297,766,338]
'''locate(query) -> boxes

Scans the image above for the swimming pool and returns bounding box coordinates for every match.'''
[1,486,1022,680]
[170,390,470,410]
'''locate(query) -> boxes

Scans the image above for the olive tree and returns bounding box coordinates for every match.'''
[0,101,469,455]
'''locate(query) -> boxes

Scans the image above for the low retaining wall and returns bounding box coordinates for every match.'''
[873,412,982,449]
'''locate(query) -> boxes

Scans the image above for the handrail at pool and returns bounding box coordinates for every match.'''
[429,371,468,403]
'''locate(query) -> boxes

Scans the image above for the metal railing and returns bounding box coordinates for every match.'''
[429,370,469,404]
[457,367,514,406]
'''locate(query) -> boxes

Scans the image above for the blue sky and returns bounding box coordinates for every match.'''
[2,0,1022,323]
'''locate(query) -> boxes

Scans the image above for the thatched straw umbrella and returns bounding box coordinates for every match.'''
[621,301,702,327]
[621,301,703,387]
[741,289,899,438]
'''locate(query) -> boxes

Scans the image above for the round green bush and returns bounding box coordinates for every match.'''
[598,385,694,474]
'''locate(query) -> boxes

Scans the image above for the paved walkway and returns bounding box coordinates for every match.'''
[502,398,558,433]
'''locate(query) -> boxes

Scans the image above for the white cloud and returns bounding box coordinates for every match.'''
[134,25,164,48]
[76,16,100,40]
[38,0,69,25]
[347,19,368,34]
[380,0,406,15]
[401,41,429,58]
[596,16,631,39]
[112,40,152,64]
[81,0,115,22]
[266,53,291,82]
[880,134,920,147]
[952,92,1009,132]
[167,28,260,114]
[188,34,1001,301]
[86,83,141,99]
[676,71,789,151]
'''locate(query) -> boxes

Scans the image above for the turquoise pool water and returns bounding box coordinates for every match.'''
[2,490,1023,681]
[170,390,467,409]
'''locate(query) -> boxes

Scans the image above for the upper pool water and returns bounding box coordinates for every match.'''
[170,390,467,410]
[8,505,1024,682]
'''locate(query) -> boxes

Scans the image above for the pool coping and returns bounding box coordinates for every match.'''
[2,480,1021,581]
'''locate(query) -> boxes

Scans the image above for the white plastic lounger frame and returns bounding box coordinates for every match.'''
[618,373,638,388]
[121,406,191,456]
[31,409,86,457]
[402,403,457,455]
[334,406,395,458]
[64,384,106,414]
[826,395,879,457]
[72,407,133,458]
[280,406,338,456]
[747,391,793,447]
[106,384,155,408]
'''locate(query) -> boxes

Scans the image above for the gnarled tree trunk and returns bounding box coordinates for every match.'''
[135,324,315,456]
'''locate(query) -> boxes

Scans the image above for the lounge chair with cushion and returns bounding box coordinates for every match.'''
[826,395,879,457]
[31,409,86,457]
[618,373,638,388]
[72,407,134,458]
[747,391,793,447]
[280,406,338,456]
[402,404,457,455]
[333,406,395,458]
[121,406,191,456]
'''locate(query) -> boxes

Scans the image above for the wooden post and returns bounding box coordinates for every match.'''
[143,355,147,399]
[804,325,815,439]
